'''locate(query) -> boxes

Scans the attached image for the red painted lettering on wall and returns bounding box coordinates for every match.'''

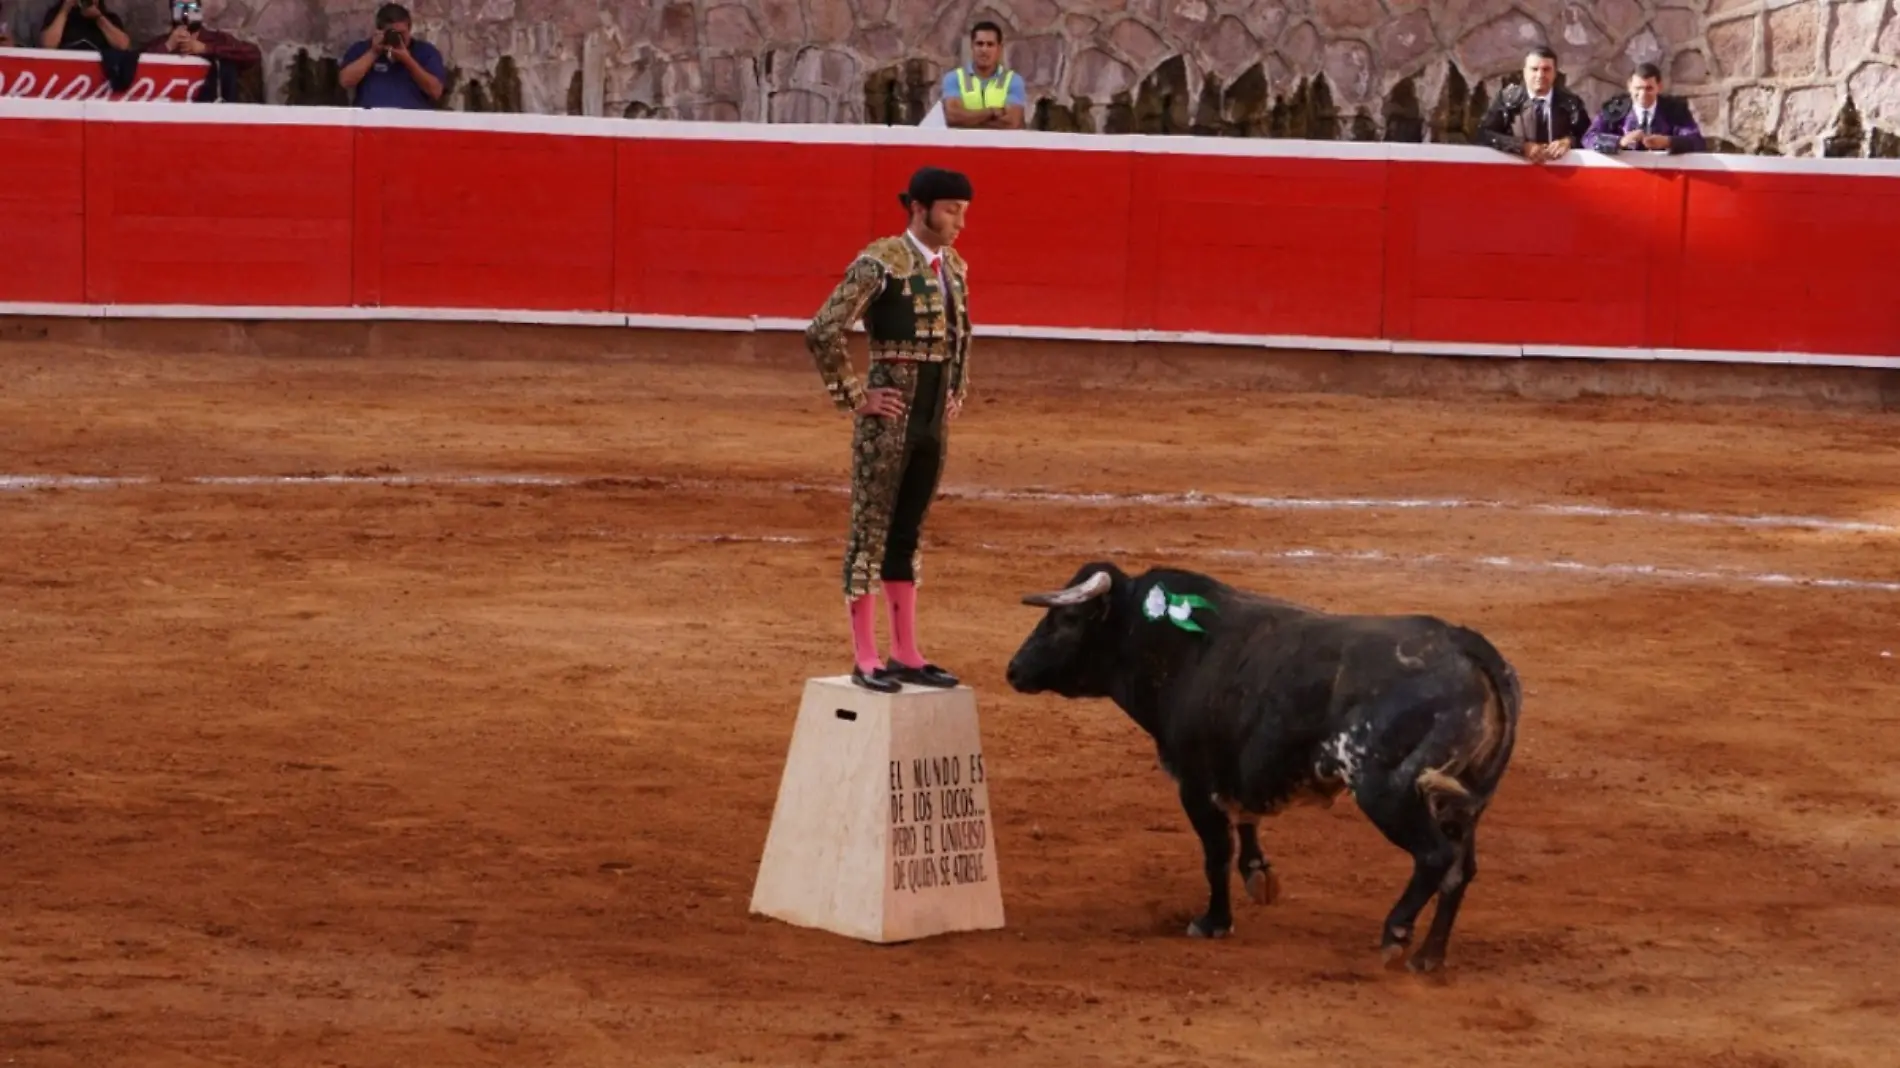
[0,50,206,102]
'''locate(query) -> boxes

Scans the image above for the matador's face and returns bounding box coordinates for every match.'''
[921,200,968,246]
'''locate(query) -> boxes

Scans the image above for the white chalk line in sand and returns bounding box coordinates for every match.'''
[2,471,1890,591]
[650,533,1900,595]
[3,471,1893,536]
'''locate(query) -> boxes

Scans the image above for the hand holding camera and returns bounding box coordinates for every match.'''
[375,26,409,60]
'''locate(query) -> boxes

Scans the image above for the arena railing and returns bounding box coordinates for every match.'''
[1,95,1896,369]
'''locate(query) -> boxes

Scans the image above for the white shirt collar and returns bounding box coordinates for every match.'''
[905,228,943,268]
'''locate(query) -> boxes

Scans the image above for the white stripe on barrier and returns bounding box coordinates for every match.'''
[4,301,1899,369]
[3,470,1893,535]
[1390,340,1521,359]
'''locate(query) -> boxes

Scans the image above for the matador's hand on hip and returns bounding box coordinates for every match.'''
[856,387,906,419]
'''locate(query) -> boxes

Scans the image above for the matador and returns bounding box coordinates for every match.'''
[804,166,975,693]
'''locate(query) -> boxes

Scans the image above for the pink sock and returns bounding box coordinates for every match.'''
[848,595,881,673]
[885,581,924,668]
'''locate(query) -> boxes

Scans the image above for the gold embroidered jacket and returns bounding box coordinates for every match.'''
[805,235,972,414]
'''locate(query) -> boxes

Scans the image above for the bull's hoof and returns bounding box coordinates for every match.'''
[1379,926,1412,969]
[1186,916,1233,939]
[1244,866,1281,906]
[1406,952,1445,975]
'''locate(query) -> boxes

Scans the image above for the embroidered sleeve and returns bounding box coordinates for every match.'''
[804,253,889,413]
[950,260,972,404]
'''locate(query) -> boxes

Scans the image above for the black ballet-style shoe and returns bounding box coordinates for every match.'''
[883,660,959,688]
[851,665,902,693]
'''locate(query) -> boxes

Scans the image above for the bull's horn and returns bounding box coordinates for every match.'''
[1021,569,1112,607]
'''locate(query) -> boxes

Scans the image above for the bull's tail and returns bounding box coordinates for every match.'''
[1412,626,1522,826]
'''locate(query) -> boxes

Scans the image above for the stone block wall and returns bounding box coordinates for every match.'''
[96,0,1900,155]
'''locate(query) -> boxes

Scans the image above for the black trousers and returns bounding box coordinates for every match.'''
[879,360,947,583]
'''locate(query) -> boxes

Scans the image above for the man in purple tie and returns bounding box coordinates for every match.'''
[1584,63,1706,155]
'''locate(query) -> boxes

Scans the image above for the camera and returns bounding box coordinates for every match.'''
[381,28,403,47]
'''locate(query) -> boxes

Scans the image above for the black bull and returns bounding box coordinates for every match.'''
[1004,561,1522,973]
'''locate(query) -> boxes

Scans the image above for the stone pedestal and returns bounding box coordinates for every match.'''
[749,676,1005,944]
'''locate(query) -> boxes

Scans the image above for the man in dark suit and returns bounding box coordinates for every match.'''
[1583,63,1707,154]
[1477,47,1593,163]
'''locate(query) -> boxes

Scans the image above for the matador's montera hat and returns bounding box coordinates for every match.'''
[898,166,974,209]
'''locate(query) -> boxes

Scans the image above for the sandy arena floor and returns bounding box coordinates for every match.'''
[2,333,1897,1067]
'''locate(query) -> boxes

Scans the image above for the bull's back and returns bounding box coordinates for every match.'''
[1320,613,1495,705]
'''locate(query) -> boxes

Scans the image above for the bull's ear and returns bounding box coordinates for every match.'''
[1021,569,1113,607]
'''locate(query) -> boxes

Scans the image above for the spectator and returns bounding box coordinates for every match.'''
[1477,47,1591,164]
[142,0,260,102]
[1583,63,1706,155]
[939,20,1025,130]
[39,0,132,51]
[338,2,445,110]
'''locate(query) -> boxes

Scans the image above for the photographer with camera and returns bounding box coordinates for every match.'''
[338,3,445,110]
[38,0,132,51]
[141,0,260,102]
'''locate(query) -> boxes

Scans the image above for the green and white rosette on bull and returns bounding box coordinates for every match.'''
[1142,583,1215,634]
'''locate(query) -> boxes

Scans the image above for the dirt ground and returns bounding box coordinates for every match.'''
[2,329,1897,1068]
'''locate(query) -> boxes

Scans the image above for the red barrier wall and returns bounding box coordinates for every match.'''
[86,120,356,306]
[2,106,1897,364]
[0,117,86,305]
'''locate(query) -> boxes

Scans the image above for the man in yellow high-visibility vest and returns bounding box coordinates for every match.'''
[939,20,1025,130]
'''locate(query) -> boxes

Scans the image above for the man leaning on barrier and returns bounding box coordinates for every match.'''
[39,0,132,51]
[142,0,261,103]
[939,20,1025,130]
[1584,63,1707,155]
[338,2,445,110]
[1476,47,1592,164]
